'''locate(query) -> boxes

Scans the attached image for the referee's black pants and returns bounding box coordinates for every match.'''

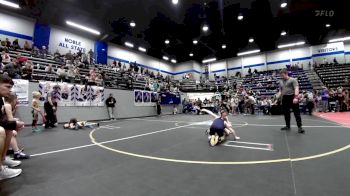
[282,95,302,128]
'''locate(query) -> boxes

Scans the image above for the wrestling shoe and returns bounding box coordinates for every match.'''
[298,127,305,134]
[0,166,22,181]
[280,126,291,131]
[14,151,30,160]
[3,157,21,167]
[32,127,42,133]
[210,135,219,147]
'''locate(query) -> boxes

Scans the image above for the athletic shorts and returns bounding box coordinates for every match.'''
[209,128,225,137]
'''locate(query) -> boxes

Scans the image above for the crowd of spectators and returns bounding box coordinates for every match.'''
[1,37,179,94]
[314,86,349,113]
[182,66,350,116]
[1,37,349,109]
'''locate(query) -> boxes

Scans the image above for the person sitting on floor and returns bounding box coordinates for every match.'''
[3,94,29,160]
[63,118,99,130]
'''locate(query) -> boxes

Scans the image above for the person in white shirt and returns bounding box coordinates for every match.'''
[1,51,11,64]
[245,95,256,115]
[261,98,268,114]
[230,96,239,115]
[56,65,67,82]
[45,64,53,73]
[67,66,75,83]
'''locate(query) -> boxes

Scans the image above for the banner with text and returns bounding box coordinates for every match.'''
[311,42,345,64]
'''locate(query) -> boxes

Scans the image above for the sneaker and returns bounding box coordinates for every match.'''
[298,127,305,134]
[32,127,42,133]
[281,126,291,131]
[235,136,241,140]
[3,157,21,167]
[14,151,30,160]
[0,166,22,181]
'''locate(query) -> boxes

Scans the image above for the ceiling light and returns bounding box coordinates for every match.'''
[277,41,305,49]
[222,44,226,49]
[202,25,209,32]
[249,38,254,43]
[0,0,20,8]
[329,36,350,43]
[281,2,287,8]
[281,31,287,36]
[202,58,217,63]
[172,0,178,5]
[138,47,146,52]
[125,42,134,48]
[237,49,260,56]
[163,56,169,61]
[189,53,194,57]
[66,21,100,35]
[165,39,170,44]
[325,24,331,28]
[193,40,198,44]
[130,21,136,27]
[171,59,177,63]
[237,14,243,20]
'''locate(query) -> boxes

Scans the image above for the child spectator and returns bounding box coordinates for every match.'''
[23,41,31,51]
[31,91,45,132]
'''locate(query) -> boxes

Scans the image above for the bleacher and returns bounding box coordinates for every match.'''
[5,49,148,90]
[242,69,313,98]
[315,64,350,89]
[179,79,217,92]
[3,49,316,95]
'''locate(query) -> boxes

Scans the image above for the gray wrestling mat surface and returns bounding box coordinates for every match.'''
[1,114,350,196]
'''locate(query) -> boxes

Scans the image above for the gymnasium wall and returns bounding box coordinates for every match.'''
[242,54,266,75]
[266,49,291,70]
[192,61,202,80]
[107,43,173,76]
[311,42,345,65]
[16,82,175,124]
[290,47,312,69]
[227,58,242,77]
[202,43,350,78]
[345,42,350,63]
[0,11,34,48]
[48,27,95,55]
[208,60,227,80]
[172,61,196,80]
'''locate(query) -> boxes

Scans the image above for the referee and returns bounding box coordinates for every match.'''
[278,69,305,133]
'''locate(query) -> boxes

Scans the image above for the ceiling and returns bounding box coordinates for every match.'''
[5,0,350,63]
